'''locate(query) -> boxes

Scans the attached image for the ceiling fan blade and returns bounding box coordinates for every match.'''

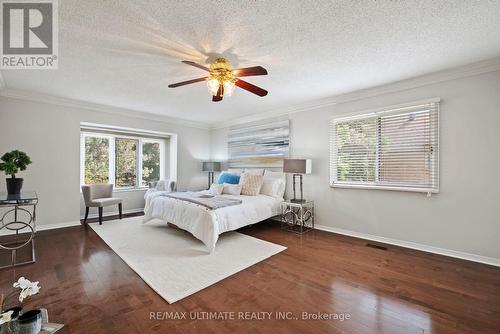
[212,85,224,102]
[181,60,210,72]
[235,79,268,97]
[233,66,268,77]
[168,77,207,88]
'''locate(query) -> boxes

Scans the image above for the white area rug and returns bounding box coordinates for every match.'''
[90,217,286,303]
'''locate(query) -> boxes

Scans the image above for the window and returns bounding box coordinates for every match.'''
[141,141,161,187]
[84,136,110,184]
[330,100,439,193]
[115,138,138,187]
[81,131,165,190]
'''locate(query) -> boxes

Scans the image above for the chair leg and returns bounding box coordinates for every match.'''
[83,207,89,225]
[98,207,103,225]
[119,203,123,219]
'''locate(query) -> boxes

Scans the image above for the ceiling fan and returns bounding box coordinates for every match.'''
[168,58,268,102]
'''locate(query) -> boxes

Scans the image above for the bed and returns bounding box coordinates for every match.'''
[143,170,285,252]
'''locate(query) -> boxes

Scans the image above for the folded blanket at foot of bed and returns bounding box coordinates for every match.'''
[161,192,242,210]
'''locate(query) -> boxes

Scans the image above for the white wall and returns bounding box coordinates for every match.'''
[0,96,210,226]
[210,70,500,260]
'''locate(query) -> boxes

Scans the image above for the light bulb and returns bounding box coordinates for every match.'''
[207,78,220,95]
[223,81,235,96]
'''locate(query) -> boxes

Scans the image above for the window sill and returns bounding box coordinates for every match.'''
[79,187,149,194]
[113,187,149,193]
[330,183,439,194]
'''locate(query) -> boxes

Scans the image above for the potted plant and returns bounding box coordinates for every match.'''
[0,150,32,195]
[0,277,41,334]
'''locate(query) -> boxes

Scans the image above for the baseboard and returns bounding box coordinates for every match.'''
[0,209,144,236]
[0,220,81,236]
[37,220,82,231]
[315,224,500,267]
[80,208,144,220]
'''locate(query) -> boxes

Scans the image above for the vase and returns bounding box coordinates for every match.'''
[17,309,41,334]
[6,178,23,195]
[0,306,22,334]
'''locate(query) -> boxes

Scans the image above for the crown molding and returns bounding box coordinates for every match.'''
[331,56,500,105]
[0,88,211,130]
[1,56,499,131]
[212,98,339,130]
[211,56,500,130]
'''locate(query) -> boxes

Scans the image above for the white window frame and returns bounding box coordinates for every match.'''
[330,98,440,194]
[80,132,166,191]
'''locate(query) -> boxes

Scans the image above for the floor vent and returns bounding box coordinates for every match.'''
[366,243,388,251]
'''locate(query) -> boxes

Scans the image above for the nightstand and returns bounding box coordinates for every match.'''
[280,200,314,234]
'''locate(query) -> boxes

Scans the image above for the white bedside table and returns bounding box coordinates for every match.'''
[280,200,315,234]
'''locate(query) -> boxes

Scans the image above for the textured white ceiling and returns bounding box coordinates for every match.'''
[3,0,500,126]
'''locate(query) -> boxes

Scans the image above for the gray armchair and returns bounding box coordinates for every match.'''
[81,184,122,225]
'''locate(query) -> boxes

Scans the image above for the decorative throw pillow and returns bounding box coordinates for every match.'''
[222,183,242,195]
[217,172,240,184]
[260,177,283,198]
[263,170,286,198]
[243,168,264,175]
[155,180,176,192]
[239,174,264,196]
[207,183,224,195]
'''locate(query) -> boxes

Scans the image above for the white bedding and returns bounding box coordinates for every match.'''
[143,191,282,252]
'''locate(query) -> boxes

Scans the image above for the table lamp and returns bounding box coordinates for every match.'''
[283,159,312,203]
[202,161,221,189]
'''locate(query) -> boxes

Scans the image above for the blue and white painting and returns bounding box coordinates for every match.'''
[228,119,290,168]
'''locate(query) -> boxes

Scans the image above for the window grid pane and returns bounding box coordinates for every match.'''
[142,142,161,186]
[84,136,109,184]
[379,110,433,186]
[115,138,138,188]
[335,117,377,183]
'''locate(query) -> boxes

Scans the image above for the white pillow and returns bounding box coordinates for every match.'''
[244,168,264,175]
[263,170,286,198]
[260,177,283,198]
[222,183,242,195]
[154,180,175,192]
[227,168,244,176]
[207,183,224,195]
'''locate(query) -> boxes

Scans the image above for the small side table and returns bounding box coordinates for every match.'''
[0,191,38,269]
[280,200,314,234]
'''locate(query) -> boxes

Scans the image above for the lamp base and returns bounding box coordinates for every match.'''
[207,171,215,190]
[291,174,306,204]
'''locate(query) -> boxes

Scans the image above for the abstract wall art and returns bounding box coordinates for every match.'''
[228,119,290,168]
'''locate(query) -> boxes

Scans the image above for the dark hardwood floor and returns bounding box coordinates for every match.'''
[1,215,499,333]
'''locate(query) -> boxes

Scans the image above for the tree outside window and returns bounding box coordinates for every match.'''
[115,138,138,188]
[82,133,164,189]
[142,142,160,186]
[84,136,109,184]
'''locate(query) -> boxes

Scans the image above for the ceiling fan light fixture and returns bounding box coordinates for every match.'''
[223,80,235,96]
[170,57,268,101]
[207,77,220,95]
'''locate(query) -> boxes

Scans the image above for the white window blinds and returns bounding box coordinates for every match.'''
[330,100,439,193]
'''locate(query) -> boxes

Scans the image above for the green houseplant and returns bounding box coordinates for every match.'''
[0,150,32,195]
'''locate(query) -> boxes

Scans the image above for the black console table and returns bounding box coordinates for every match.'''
[0,191,38,269]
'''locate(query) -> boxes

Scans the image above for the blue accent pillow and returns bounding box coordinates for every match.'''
[217,172,240,185]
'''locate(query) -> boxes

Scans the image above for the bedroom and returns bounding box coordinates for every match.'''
[0,0,499,333]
